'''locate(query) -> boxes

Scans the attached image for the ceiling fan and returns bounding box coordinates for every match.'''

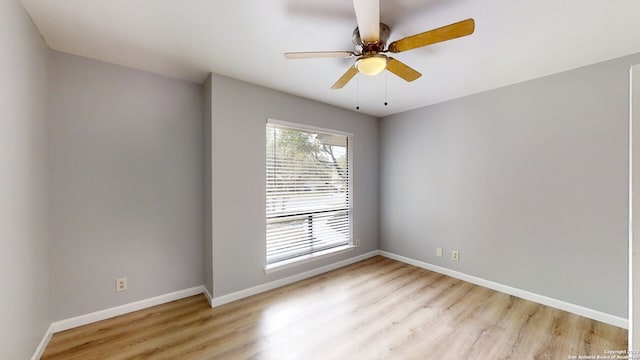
[284,0,475,89]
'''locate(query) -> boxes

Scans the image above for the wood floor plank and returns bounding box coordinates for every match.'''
[41,256,627,360]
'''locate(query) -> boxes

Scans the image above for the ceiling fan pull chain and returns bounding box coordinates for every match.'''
[356,77,360,110]
[384,73,388,106]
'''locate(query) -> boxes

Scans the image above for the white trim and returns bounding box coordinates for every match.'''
[265,245,356,273]
[49,286,204,333]
[212,250,379,307]
[629,64,634,350]
[30,324,54,360]
[203,286,214,308]
[266,118,354,137]
[379,251,628,329]
[630,64,640,350]
[31,286,204,359]
[32,251,627,359]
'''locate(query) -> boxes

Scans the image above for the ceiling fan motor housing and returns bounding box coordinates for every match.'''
[353,23,390,55]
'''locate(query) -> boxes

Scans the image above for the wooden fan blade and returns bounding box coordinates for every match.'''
[386,58,422,82]
[331,66,359,89]
[284,51,355,59]
[388,18,475,53]
[353,0,379,42]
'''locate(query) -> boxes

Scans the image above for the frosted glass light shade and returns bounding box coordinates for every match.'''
[356,55,387,76]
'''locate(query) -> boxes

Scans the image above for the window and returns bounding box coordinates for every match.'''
[266,120,352,266]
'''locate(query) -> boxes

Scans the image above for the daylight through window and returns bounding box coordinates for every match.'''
[266,121,352,265]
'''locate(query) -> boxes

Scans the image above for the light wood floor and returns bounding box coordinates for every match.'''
[42,256,627,360]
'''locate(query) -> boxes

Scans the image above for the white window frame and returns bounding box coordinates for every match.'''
[265,119,354,272]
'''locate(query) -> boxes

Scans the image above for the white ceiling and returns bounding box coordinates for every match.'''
[21,0,640,117]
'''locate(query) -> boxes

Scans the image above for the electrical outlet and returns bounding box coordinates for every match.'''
[116,277,127,292]
[355,238,361,246]
[451,250,459,261]
[436,247,443,257]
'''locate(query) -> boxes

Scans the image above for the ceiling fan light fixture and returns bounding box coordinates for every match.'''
[355,55,387,76]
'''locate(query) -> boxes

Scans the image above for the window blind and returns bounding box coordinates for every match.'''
[266,122,351,265]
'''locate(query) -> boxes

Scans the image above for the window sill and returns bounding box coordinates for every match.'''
[264,244,356,274]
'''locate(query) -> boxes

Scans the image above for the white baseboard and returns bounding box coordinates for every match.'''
[211,250,380,307]
[33,250,626,360]
[203,286,213,307]
[31,252,378,359]
[49,286,204,333]
[379,251,629,329]
[30,324,54,360]
[32,286,205,359]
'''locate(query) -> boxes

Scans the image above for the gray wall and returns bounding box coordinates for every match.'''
[49,51,204,320]
[380,53,640,318]
[632,64,640,346]
[0,1,51,358]
[203,74,213,295]
[210,74,379,297]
